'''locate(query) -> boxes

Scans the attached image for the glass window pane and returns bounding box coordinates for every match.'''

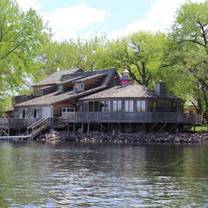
[136,101,140,112]
[94,102,99,112]
[100,101,105,112]
[106,101,111,112]
[124,101,128,112]
[118,100,122,112]
[129,100,134,112]
[113,101,117,112]
[89,102,94,112]
[141,101,146,112]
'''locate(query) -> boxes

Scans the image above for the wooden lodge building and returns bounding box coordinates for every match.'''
[1,68,201,137]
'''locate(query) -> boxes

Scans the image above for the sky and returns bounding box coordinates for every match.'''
[16,0,206,41]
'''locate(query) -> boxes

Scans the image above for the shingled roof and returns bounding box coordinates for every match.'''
[80,84,181,100]
[33,68,83,86]
[16,68,117,107]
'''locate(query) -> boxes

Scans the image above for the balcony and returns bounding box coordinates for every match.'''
[62,112,202,124]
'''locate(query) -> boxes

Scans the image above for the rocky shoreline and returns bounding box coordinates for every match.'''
[38,130,208,144]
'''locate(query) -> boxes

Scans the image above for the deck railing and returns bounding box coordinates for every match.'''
[63,112,202,124]
[0,118,37,129]
[0,112,202,130]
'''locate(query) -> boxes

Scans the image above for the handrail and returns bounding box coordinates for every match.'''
[27,118,46,130]
[27,117,49,136]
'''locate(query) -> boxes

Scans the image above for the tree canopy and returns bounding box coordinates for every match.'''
[161,1,208,117]
[0,0,50,111]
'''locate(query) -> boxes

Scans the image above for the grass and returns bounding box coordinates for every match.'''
[191,125,208,133]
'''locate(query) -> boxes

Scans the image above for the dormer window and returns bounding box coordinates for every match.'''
[73,82,85,93]
[58,84,64,93]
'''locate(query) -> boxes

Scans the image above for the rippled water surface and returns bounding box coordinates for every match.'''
[0,142,208,207]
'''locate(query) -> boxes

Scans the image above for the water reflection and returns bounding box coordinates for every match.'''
[0,142,207,207]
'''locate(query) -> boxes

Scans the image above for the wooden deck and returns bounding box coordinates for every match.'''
[0,118,37,129]
[62,112,202,124]
[0,112,202,140]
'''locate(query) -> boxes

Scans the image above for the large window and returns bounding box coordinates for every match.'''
[157,101,169,112]
[113,100,122,112]
[105,101,112,112]
[22,109,26,119]
[62,107,75,114]
[100,101,111,112]
[89,102,94,112]
[136,100,146,112]
[124,100,134,112]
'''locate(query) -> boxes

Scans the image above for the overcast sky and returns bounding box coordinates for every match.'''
[16,0,205,41]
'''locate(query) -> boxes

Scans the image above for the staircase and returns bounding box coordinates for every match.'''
[0,117,66,141]
[27,118,49,139]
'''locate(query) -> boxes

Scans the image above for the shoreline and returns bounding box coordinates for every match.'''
[38,131,208,145]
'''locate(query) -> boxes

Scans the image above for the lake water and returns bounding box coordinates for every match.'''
[0,142,208,208]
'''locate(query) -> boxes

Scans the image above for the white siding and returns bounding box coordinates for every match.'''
[15,106,53,119]
[41,106,53,118]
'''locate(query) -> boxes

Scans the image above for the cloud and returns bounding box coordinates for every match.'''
[17,0,42,12]
[110,0,206,39]
[17,0,110,41]
[45,4,110,41]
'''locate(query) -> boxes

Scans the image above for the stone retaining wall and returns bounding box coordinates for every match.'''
[38,131,208,144]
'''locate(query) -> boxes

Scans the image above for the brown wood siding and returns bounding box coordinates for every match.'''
[83,75,105,90]
[53,99,76,117]
[63,82,73,92]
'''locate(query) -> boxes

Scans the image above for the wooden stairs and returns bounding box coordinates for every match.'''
[0,118,50,141]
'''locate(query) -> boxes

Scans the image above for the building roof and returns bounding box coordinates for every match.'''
[33,68,83,86]
[15,68,117,107]
[80,84,181,100]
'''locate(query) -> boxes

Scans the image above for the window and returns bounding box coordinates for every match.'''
[112,100,122,112]
[67,108,75,112]
[82,102,88,112]
[62,107,75,115]
[118,101,122,112]
[33,108,37,118]
[73,82,85,93]
[124,100,134,112]
[157,101,169,112]
[80,82,85,89]
[94,102,99,112]
[136,100,146,112]
[89,102,94,112]
[22,109,26,119]
[100,101,106,112]
[112,101,117,112]
[105,101,111,112]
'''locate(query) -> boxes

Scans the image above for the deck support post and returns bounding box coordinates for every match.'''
[81,123,84,133]
[87,123,90,134]
[73,123,75,133]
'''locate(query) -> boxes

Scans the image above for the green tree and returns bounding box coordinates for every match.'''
[162,1,208,116]
[0,0,50,112]
[105,32,166,87]
[40,36,110,79]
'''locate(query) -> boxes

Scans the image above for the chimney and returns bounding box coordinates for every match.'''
[155,82,167,96]
[120,69,131,87]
